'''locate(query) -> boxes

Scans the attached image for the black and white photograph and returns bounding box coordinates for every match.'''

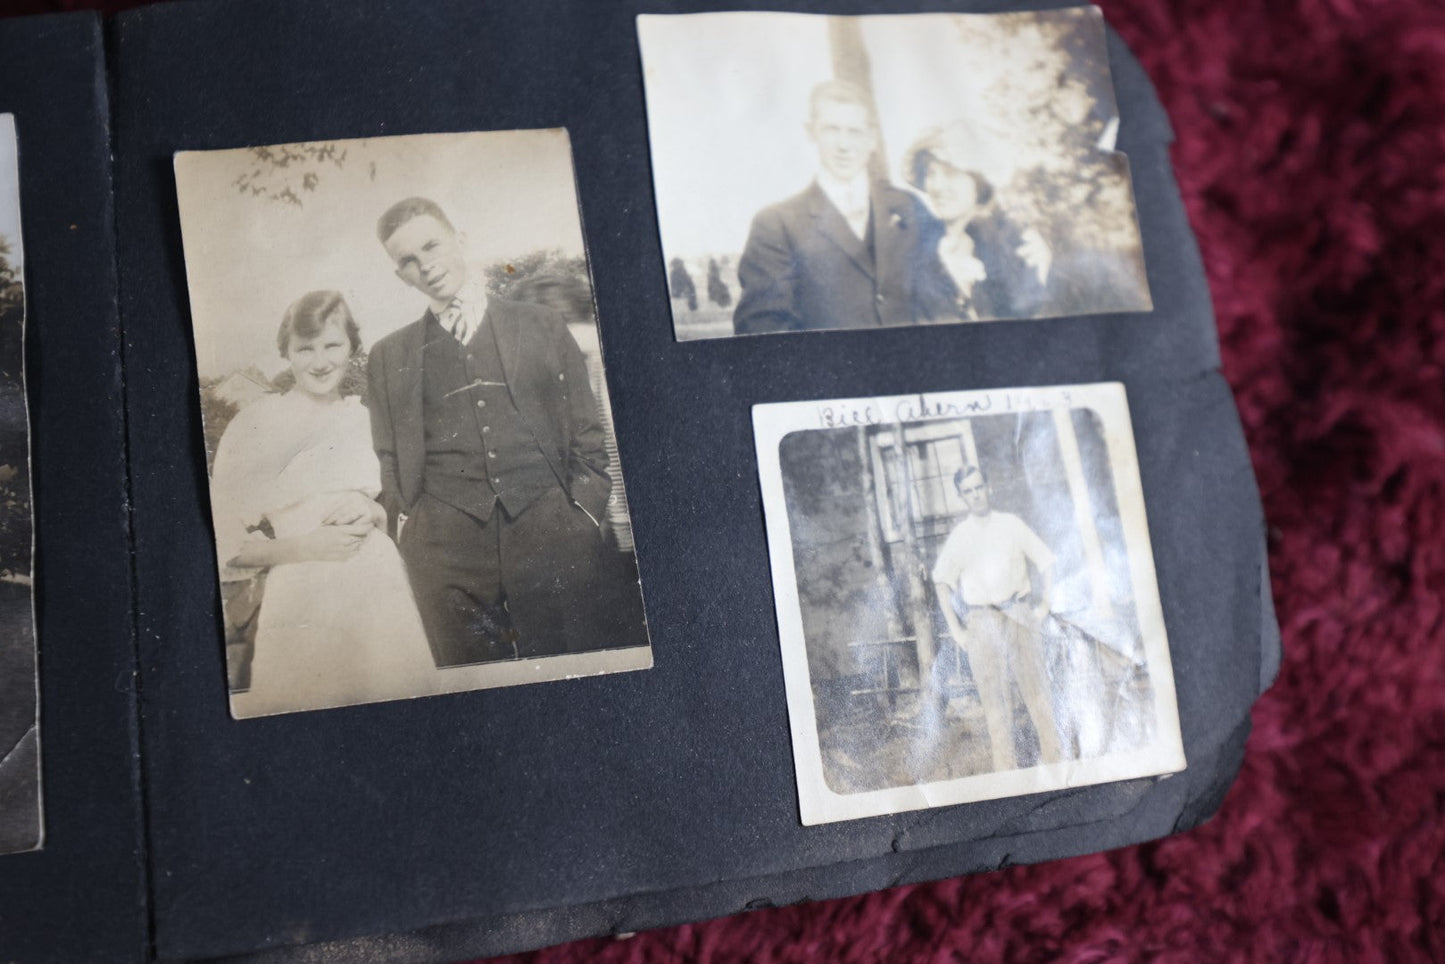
[755,383,1183,824]
[638,8,1153,341]
[0,113,40,853]
[175,129,651,719]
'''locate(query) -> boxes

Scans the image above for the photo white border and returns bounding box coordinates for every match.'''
[754,382,1185,825]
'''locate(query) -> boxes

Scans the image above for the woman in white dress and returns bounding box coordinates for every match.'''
[211,290,437,717]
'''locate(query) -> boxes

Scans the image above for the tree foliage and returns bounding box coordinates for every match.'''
[964,11,1141,257]
[482,248,592,311]
[668,257,698,311]
[706,258,732,309]
[0,236,30,578]
[0,237,20,357]
[233,142,350,207]
[978,11,1115,167]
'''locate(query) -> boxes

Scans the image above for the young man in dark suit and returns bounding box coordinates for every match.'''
[368,197,613,666]
[732,80,948,335]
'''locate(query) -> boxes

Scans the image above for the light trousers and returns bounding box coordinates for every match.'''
[957,606,1063,771]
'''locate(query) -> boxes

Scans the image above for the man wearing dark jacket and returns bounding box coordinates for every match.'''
[369,197,612,666]
[733,80,947,335]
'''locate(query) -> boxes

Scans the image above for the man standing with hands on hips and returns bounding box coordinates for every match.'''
[932,465,1065,771]
[367,197,612,667]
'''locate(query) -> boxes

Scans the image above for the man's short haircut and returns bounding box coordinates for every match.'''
[954,464,986,491]
[808,79,875,126]
[277,290,362,358]
[376,196,455,244]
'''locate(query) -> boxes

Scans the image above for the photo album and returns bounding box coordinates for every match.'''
[0,1,1278,961]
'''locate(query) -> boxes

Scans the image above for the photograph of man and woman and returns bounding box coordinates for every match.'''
[638,7,1153,341]
[175,129,651,719]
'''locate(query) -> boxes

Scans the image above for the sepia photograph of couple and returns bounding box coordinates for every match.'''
[755,384,1184,825]
[639,8,1153,341]
[175,129,650,720]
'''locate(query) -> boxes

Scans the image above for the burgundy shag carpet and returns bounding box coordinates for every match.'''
[4,0,1441,959]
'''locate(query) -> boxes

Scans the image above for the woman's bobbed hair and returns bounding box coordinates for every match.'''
[277,290,362,358]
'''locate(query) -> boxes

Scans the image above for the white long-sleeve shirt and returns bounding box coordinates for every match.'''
[931,510,1054,607]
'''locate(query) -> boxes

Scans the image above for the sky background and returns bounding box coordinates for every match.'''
[0,114,23,274]
[638,13,833,263]
[175,129,587,378]
[638,10,1119,263]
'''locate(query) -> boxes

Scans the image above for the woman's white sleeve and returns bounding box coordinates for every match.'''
[209,408,268,577]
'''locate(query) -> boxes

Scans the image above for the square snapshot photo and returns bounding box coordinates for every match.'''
[638,7,1152,341]
[755,383,1184,824]
[175,129,651,719]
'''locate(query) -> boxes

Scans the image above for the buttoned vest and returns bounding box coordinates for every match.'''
[420,314,555,521]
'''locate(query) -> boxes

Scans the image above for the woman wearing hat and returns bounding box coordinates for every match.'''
[904,124,1053,322]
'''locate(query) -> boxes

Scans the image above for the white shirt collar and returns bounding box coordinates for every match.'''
[434,280,489,345]
[815,169,870,210]
[447,279,487,317]
[815,170,872,240]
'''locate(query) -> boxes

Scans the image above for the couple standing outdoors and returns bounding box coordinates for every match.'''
[733,80,1052,336]
[215,198,614,718]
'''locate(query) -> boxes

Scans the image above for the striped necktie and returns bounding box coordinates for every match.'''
[440,298,473,346]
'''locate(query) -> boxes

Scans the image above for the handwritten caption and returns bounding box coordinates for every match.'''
[813,388,1078,430]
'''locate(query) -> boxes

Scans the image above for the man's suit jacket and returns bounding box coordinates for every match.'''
[366,297,611,534]
[732,180,949,335]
